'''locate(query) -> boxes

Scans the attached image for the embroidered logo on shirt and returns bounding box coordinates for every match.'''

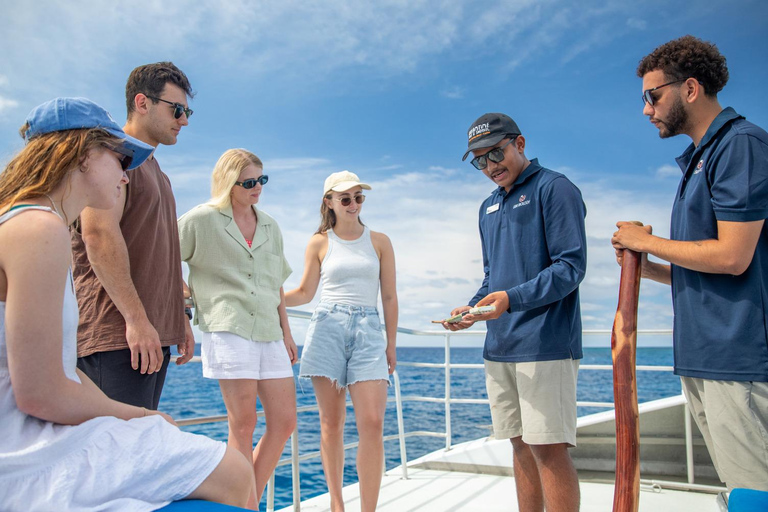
[694,159,704,174]
[513,195,531,209]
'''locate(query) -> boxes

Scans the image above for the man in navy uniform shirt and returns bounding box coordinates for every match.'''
[613,35,768,491]
[445,113,587,512]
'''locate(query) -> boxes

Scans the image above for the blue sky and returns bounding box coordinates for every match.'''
[2,1,767,346]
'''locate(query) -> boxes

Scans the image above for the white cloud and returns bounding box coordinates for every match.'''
[440,86,465,100]
[0,96,19,115]
[0,1,650,104]
[655,164,680,179]
[626,17,647,30]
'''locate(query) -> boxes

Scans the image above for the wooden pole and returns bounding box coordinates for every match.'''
[611,234,643,512]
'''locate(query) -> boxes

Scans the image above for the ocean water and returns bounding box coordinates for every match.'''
[160,346,679,509]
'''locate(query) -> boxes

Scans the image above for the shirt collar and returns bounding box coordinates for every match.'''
[497,158,541,197]
[219,203,270,226]
[675,107,744,173]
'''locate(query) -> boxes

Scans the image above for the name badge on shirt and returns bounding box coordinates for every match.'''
[486,203,500,214]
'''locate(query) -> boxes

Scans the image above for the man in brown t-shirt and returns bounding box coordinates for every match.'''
[73,62,196,409]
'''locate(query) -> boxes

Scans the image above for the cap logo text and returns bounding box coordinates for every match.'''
[468,123,490,142]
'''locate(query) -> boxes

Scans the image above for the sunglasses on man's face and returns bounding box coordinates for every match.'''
[146,95,194,119]
[470,137,517,170]
[234,175,269,189]
[333,194,365,207]
[102,143,133,171]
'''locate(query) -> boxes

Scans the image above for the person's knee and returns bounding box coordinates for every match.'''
[355,409,384,436]
[319,410,346,434]
[225,448,255,504]
[230,410,258,439]
[269,411,297,441]
[530,443,571,465]
[191,447,253,506]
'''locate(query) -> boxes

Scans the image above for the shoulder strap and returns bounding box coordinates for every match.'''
[0,205,55,226]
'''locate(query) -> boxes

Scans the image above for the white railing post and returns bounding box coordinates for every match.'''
[291,429,301,511]
[444,333,452,450]
[266,471,276,512]
[393,370,409,479]
[684,401,694,484]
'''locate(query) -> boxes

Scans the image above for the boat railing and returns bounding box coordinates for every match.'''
[174,311,680,512]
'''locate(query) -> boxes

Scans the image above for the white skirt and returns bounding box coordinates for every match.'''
[202,331,294,380]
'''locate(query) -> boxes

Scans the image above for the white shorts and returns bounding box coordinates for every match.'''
[201,331,293,380]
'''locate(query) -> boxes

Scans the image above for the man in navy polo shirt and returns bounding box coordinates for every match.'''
[444,113,587,512]
[613,36,768,491]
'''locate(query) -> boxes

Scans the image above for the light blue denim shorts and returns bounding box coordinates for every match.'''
[299,303,389,388]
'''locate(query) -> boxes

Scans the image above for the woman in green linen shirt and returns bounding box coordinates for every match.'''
[178,148,297,510]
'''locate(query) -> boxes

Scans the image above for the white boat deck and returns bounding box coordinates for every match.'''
[283,467,720,512]
[276,397,726,512]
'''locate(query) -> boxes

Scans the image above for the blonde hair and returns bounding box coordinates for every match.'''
[0,124,117,214]
[207,148,263,210]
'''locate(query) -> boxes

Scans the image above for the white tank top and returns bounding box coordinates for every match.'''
[319,226,380,307]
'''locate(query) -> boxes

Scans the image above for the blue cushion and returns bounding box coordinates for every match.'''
[158,500,250,511]
[729,488,768,512]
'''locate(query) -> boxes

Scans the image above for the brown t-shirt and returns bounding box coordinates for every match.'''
[72,157,185,357]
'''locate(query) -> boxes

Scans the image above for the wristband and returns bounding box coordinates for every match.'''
[184,306,193,320]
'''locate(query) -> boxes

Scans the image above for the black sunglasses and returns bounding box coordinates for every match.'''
[235,175,269,189]
[642,79,688,106]
[146,95,194,119]
[333,194,365,207]
[470,137,517,170]
[102,143,133,171]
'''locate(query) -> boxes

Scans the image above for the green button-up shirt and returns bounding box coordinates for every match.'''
[178,204,292,342]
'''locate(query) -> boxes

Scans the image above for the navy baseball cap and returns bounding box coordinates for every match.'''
[23,98,153,170]
[462,113,521,161]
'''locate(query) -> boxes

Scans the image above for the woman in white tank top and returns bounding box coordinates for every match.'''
[0,98,253,510]
[286,170,398,512]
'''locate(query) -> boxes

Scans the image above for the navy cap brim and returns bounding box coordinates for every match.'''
[461,132,506,161]
[104,128,154,170]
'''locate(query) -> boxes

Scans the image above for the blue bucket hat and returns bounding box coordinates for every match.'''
[23,97,153,170]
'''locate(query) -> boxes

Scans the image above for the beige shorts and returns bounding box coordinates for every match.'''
[484,358,579,446]
[681,377,768,491]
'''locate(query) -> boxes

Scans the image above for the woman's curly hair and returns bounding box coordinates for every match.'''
[637,35,728,96]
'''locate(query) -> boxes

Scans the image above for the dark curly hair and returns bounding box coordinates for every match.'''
[637,35,728,97]
[125,61,194,118]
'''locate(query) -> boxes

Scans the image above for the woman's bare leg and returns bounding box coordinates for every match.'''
[185,445,256,509]
[219,379,260,507]
[252,377,297,503]
[348,380,388,512]
[313,377,348,512]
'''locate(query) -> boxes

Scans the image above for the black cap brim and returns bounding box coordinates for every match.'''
[461,132,506,161]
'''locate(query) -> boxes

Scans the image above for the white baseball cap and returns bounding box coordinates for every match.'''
[323,170,372,195]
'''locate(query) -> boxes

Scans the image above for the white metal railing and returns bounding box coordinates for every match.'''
[174,313,680,511]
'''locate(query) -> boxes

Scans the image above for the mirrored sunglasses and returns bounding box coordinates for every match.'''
[147,95,194,119]
[235,175,269,189]
[470,137,516,170]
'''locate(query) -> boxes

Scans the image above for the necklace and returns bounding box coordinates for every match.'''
[43,193,63,219]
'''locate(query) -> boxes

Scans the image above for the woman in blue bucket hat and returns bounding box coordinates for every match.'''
[0,98,254,511]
